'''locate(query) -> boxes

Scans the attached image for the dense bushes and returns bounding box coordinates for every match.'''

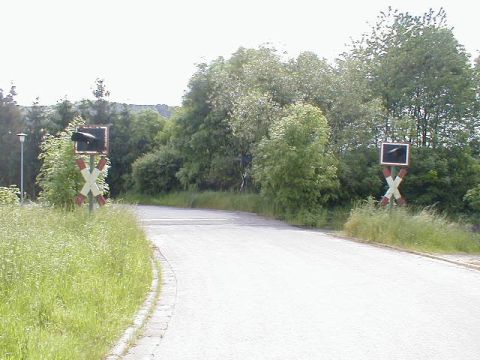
[253,104,338,211]
[336,147,384,203]
[132,146,183,194]
[0,186,19,205]
[402,147,480,213]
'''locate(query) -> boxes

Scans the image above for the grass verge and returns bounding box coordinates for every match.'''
[343,201,480,254]
[0,205,152,359]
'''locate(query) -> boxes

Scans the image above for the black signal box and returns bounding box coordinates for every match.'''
[72,126,109,155]
[380,142,410,166]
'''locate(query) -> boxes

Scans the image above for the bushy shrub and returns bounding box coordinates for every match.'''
[253,103,338,211]
[0,186,19,205]
[132,146,183,194]
[464,185,480,211]
[337,147,383,204]
[402,147,480,212]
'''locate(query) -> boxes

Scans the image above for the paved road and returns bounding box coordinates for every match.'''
[123,206,480,360]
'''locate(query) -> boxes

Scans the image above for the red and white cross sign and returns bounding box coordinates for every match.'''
[75,157,107,206]
[381,167,408,206]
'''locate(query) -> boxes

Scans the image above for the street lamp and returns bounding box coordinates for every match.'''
[17,133,27,204]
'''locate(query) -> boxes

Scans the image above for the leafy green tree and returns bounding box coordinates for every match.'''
[47,97,78,134]
[76,78,116,125]
[171,46,302,191]
[0,86,23,188]
[130,110,166,154]
[253,104,338,211]
[402,147,480,212]
[172,65,240,190]
[328,56,385,152]
[24,98,48,199]
[107,105,133,195]
[288,51,334,111]
[87,78,116,125]
[350,8,477,147]
[107,109,166,195]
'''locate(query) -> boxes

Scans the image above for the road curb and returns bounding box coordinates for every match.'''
[105,246,162,360]
[330,232,480,272]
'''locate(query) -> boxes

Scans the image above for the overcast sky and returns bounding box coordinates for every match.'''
[1,0,478,106]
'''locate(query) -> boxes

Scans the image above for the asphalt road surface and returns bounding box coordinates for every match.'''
[124,205,480,360]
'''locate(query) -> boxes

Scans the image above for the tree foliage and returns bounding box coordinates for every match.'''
[132,146,182,194]
[350,8,477,148]
[0,186,19,205]
[253,104,338,210]
[0,86,23,189]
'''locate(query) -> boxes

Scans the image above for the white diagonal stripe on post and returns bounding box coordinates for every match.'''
[382,169,407,205]
[79,165,103,197]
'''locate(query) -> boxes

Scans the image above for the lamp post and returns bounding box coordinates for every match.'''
[17,133,27,204]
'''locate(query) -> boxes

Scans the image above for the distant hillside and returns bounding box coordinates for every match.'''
[111,103,175,118]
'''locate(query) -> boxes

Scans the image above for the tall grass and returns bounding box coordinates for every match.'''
[344,201,480,254]
[0,205,152,359]
[123,191,349,230]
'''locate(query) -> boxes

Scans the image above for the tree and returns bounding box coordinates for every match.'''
[47,97,78,134]
[402,147,480,212]
[328,56,385,152]
[350,8,477,148]
[253,104,338,211]
[24,98,48,199]
[172,63,240,190]
[0,86,23,188]
[107,104,133,195]
[132,146,182,194]
[336,147,384,203]
[171,46,300,191]
[107,109,167,195]
[288,51,334,111]
[90,78,116,124]
[80,78,116,125]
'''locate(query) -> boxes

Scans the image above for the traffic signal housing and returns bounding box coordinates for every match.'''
[71,126,109,155]
[380,142,410,166]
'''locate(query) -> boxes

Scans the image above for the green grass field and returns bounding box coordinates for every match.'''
[0,205,152,359]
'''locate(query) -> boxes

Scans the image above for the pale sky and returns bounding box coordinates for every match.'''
[1,0,478,106]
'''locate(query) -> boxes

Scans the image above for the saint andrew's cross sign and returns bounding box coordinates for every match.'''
[381,167,408,206]
[71,126,109,211]
[75,157,107,206]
